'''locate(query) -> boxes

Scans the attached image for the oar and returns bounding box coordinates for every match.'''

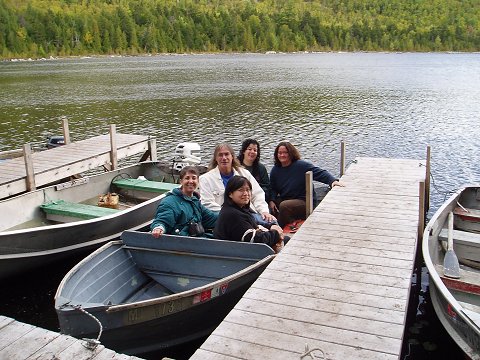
[444,211,461,278]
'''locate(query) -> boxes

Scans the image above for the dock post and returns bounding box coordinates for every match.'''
[149,138,157,161]
[424,145,431,212]
[23,144,36,191]
[62,117,71,145]
[305,171,313,216]
[418,181,426,246]
[109,124,118,170]
[340,141,346,177]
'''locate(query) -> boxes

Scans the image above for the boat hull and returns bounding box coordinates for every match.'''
[423,185,480,359]
[0,162,178,280]
[55,232,275,355]
[57,263,267,355]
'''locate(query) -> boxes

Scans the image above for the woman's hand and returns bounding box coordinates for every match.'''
[262,211,275,223]
[269,201,278,214]
[331,180,345,188]
[270,224,284,240]
[151,226,164,238]
[273,240,284,253]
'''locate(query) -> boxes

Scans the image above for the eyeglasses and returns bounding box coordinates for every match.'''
[234,187,251,193]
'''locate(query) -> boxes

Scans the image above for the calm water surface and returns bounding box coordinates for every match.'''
[0,53,479,359]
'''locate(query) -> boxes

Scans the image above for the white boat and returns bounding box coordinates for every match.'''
[422,185,480,359]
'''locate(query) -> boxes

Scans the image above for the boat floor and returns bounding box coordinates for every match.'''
[124,279,173,303]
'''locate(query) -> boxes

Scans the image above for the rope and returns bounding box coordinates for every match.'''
[62,303,103,350]
[418,163,457,201]
[300,344,326,359]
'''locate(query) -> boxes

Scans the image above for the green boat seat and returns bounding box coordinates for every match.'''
[112,178,178,194]
[41,200,119,222]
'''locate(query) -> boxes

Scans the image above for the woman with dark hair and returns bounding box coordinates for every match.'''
[213,175,285,252]
[199,143,275,224]
[238,139,271,202]
[269,141,343,227]
[151,166,217,238]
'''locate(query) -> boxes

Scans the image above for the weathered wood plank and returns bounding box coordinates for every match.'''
[274,252,411,280]
[296,226,416,245]
[294,231,415,253]
[0,321,34,350]
[198,325,397,360]
[1,326,60,359]
[26,333,78,359]
[312,200,420,218]
[296,221,417,239]
[287,237,415,260]
[280,244,414,271]
[251,277,407,312]
[258,266,410,299]
[244,286,405,323]
[224,308,402,353]
[267,258,412,288]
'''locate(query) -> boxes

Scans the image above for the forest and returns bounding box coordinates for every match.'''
[1,0,479,59]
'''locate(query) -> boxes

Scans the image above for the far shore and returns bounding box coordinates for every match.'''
[2,50,478,63]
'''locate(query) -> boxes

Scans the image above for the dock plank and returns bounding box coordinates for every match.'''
[192,157,426,359]
[0,316,143,360]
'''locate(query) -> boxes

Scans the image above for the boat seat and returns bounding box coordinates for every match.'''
[454,206,480,221]
[41,200,119,222]
[112,178,178,193]
[439,228,480,246]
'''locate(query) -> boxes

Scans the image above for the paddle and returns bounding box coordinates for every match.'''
[444,211,461,279]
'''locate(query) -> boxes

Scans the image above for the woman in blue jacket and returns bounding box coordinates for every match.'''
[269,141,343,227]
[151,166,217,237]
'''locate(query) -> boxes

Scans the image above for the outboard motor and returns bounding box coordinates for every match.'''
[172,142,202,171]
[46,135,65,149]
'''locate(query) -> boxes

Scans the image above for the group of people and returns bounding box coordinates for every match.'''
[151,140,343,252]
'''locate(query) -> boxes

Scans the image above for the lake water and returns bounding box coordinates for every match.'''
[1,53,479,359]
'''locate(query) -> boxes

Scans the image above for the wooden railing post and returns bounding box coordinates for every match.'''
[110,124,118,170]
[62,117,71,145]
[306,171,313,217]
[425,145,431,212]
[340,141,346,177]
[23,143,36,191]
[149,138,157,162]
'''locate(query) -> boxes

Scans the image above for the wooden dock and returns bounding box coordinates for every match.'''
[0,132,156,200]
[191,157,427,360]
[0,315,143,359]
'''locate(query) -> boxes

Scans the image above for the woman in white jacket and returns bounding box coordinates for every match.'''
[199,143,276,225]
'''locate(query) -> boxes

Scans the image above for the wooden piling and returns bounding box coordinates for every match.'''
[23,144,36,191]
[110,124,118,170]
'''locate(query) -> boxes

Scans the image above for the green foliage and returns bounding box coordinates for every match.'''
[0,0,479,59]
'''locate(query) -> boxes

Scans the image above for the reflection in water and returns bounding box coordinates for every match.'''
[0,53,479,359]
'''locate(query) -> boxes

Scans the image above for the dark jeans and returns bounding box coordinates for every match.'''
[252,212,278,228]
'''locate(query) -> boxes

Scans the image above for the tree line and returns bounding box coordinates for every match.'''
[1,0,479,59]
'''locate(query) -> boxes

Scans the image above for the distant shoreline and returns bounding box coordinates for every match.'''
[2,50,479,63]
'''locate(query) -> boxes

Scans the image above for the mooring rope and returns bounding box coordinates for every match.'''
[300,344,326,359]
[62,303,103,350]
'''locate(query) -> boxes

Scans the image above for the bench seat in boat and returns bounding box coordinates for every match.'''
[439,228,480,265]
[112,178,178,193]
[41,200,119,222]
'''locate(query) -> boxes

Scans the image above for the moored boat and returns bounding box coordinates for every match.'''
[422,185,480,359]
[0,161,181,280]
[54,230,275,355]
